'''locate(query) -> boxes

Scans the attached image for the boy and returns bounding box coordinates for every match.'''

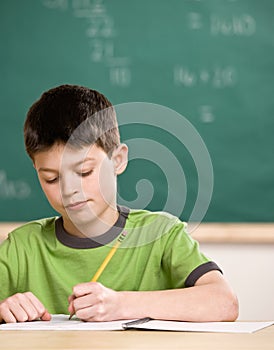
[0,85,238,323]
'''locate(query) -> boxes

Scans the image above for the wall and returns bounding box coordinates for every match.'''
[200,242,274,321]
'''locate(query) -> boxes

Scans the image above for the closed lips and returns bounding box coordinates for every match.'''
[66,201,87,209]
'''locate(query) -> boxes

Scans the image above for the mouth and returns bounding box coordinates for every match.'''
[65,200,88,211]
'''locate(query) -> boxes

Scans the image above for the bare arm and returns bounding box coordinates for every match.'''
[119,271,238,322]
[68,271,239,322]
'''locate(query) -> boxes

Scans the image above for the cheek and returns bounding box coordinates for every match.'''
[99,171,117,200]
[42,184,62,206]
[82,167,116,201]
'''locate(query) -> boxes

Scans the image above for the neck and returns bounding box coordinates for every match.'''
[63,207,120,238]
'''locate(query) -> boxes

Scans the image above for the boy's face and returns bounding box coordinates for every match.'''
[33,142,128,237]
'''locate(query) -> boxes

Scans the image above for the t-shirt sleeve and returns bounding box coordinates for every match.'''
[0,234,20,301]
[162,221,222,288]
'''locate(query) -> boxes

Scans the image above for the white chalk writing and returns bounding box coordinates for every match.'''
[0,171,31,199]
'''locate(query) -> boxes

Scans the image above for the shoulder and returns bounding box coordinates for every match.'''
[7,217,58,244]
[128,208,186,231]
[125,208,188,246]
[128,208,181,224]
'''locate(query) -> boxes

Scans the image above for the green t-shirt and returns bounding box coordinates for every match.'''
[0,206,221,314]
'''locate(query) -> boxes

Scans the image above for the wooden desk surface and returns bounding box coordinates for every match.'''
[1,326,274,350]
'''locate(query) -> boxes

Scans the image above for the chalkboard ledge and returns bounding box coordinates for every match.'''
[190,223,274,244]
[0,222,273,244]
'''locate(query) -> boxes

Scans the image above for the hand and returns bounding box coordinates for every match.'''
[0,292,51,323]
[68,282,122,322]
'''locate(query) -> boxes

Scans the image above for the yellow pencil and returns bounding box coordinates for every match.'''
[69,230,127,320]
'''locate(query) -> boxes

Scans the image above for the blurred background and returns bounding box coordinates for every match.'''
[0,0,274,320]
[0,0,273,222]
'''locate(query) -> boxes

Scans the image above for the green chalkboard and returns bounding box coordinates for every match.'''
[0,0,274,223]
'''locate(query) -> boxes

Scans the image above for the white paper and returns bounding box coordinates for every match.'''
[0,315,273,333]
[127,320,274,334]
[0,314,129,331]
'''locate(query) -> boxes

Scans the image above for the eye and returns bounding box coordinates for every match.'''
[80,170,93,177]
[45,177,59,184]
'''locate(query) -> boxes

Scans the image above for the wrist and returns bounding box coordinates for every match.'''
[116,291,149,320]
[116,291,129,319]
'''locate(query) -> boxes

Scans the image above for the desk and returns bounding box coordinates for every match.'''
[1,326,274,350]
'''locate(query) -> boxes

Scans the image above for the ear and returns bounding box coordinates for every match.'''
[111,143,128,175]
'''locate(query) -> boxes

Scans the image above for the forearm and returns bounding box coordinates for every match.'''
[118,281,238,322]
[69,272,238,322]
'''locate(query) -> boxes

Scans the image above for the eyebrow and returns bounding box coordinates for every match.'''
[37,167,58,173]
[37,158,97,173]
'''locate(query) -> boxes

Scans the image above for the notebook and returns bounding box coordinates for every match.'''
[0,315,273,333]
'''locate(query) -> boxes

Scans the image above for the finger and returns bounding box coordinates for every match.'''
[24,292,50,321]
[40,310,51,321]
[0,293,50,323]
[68,301,75,315]
[73,282,102,298]
[73,293,98,311]
[3,294,34,322]
[75,305,96,321]
[72,291,105,322]
[0,303,17,323]
[71,282,103,319]
[68,294,76,314]
[68,294,75,304]
[68,295,73,303]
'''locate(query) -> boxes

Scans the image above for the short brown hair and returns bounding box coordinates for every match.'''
[24,84,120,159]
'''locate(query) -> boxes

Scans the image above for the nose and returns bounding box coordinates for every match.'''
[60,173,81,198]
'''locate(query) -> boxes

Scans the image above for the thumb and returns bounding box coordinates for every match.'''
[40,310,51,321]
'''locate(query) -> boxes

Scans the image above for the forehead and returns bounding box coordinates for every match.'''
[34,143,108,169]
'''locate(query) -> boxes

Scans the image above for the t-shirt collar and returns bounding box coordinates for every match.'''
[55,205,129,249]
